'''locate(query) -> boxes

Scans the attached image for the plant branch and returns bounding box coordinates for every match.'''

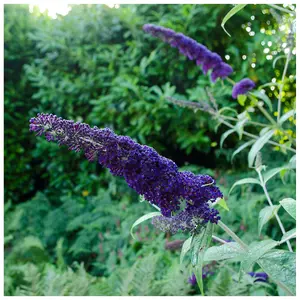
[257,170,293,252]
[268,4,296,16]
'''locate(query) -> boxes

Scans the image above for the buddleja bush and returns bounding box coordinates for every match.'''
[27,4,296,296]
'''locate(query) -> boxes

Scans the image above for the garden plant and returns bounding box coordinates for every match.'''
[4,3,296,296]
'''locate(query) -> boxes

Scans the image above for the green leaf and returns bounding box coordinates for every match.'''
[240,240,278,273]
[237,94,247,106]
[130,212,161,239]
[180,236,193,265]
[204,242,245,262]
[279,110,295,125]
[191,223,213,295]
[250,91,273,112]
[279,198,296,220]
[280,228,296,243]
[288,155,296,169]
[231,140,255,162]
[235,118,248,140]
[263,166,290,184]
[220,129,235,148]
[229,178,261,194]
[248,130,275,167]
[221,4,247,37]
[258,205,280,235]
[258,250,295,295]
[217,198,230,211]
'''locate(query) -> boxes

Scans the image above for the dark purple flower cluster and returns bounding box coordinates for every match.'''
[30,113,222,226]
[232,78,256,99]
[143,24,233,82]
[247,272,268,283]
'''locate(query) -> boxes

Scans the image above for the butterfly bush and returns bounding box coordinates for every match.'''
[232,78,256,99]
[143,24,233,82]
[30,113,222,229]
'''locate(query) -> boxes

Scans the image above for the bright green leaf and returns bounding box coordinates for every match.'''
[221,4,247,37]
[237,94,247,106]
[217,198,230,211]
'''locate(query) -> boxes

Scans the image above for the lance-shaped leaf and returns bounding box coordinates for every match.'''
[231,140,255,162]
[258,250,296,295]
[240,240,278,273]
[279,110,295,125]
[204,242,245,262]
[229,178,261,195]
[191,223,213,295]
[217,198,230,211]
[221,4,247,36]
[279,198,296,220]
[180,236,193,265]
[220,129,235,148]
[248,130,275,167]
[280,228,296,244]
[130,212,161,239]
[258,205,280,235]
[250,91,273,112]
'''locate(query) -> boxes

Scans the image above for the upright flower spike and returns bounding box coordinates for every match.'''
[232,78,256,99]
[30,113,222,228]
[143,24,233,82]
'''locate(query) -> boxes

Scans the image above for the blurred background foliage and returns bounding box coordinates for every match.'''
[4,4,296,296]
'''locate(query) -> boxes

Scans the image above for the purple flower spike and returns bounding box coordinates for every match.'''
[30,113,222,226]
[143,24,233,81]
[232,78,256,98]
[248,272,268,283]
[211,62,233,82]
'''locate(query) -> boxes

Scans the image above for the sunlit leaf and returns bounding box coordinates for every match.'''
[279,110,295,125]
[217,198,230,211]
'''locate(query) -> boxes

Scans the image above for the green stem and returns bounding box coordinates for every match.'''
[257,170,293,252]
[277,50,292,122]
[217,220,294,295]
[268,4,296,16]
[218,117,296,153]
[217,220,248,250]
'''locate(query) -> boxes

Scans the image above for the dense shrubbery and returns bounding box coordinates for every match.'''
[4,4,296,296]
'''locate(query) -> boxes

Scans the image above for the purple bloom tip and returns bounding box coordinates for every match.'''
[232,78,256,99]
[143,24,233,82]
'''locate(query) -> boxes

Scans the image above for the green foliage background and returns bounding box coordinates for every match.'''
[4,4,296,296]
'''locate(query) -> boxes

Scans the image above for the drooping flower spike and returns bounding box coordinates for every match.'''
[143,24,233,82]
[30,113,222,230]
[232,78,256,99]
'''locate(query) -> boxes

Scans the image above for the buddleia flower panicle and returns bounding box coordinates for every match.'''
[143,24,233,82]
[232,78,256,99]
[30,113,222,230]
